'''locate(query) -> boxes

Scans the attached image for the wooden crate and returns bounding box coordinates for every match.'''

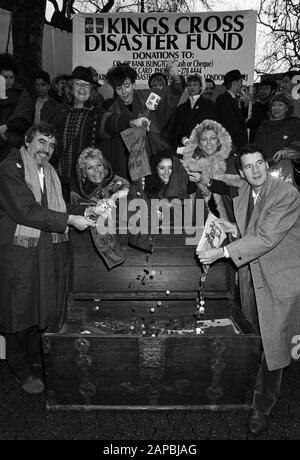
[44,229,261,410]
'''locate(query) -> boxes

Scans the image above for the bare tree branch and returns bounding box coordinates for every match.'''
[257,0,300,72]
[101,0,116,12]
[73,0,212,14]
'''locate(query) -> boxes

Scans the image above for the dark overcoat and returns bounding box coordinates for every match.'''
[255,116,300,161]
[0,84,34,161]
[0,149,69,333]
[215,91,248,150]
[100,83,184,181]
[166,96,216,149]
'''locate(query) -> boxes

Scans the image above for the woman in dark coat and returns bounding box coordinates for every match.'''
[71,147,129,204]
[144,149,193,200]
[255,92,300,187]
[70,147,129,269]
[50,66,148,201]
[126,148,194,252]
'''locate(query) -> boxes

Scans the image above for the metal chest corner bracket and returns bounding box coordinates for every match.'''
[74,337,96,404]
[206,337,227,405]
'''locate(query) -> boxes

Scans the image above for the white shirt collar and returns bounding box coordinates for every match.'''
[189,94,201,108]
[227,90,236,99]
[38,167,44,192]
[252,189,260,205]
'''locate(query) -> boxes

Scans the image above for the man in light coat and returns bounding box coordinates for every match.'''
[197,144,300,435]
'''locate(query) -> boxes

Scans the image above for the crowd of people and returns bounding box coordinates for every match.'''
[1,50,300,436]
[1,51,300,189]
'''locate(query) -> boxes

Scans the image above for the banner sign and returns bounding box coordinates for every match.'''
[73,10,257,85]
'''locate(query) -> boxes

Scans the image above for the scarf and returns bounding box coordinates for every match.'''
[13,146,68,247]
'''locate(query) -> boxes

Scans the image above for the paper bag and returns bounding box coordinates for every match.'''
[196,213,226,252]
[91,226,126,270]
[121,126,151,182]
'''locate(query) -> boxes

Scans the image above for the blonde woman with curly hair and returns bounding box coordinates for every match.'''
[182,119,243,222]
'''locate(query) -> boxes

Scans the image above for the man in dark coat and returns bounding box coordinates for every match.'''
[32,70,64,125]
[215,69,248,151]
[0,122,94,394]
[166,73,216,150]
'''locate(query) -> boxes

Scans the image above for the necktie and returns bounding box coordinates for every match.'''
[245,190,254,228]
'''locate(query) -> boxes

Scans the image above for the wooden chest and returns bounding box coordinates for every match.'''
[44,229,261,410]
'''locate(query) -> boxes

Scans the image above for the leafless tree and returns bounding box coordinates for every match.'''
[257,0,300,73]
[0,0,214,85]
[72,0,212,14]
[0,0,47,87]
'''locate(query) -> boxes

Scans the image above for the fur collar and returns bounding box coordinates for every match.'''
[182,119,244,187]
[182,119,245,219]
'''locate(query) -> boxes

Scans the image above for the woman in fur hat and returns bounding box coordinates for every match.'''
[182,119,243,222]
